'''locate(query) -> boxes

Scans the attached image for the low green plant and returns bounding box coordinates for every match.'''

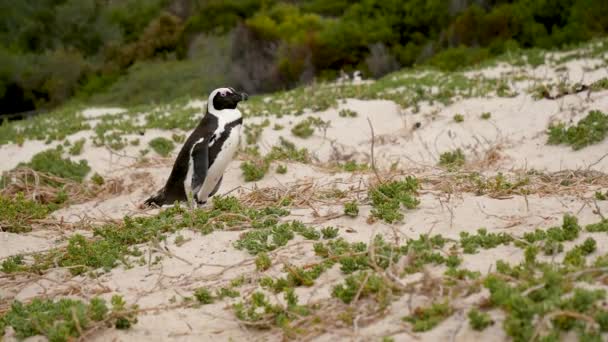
[240,160,269,182]
[256,252,272,271]
[194,288,214,304]
[149,137,175,157]
[344,201,359,217]
[320,226,339,239]
[240,137,309,182]
[17,147,90,184]
[332,272,392,306]
[403,301,453,332]
[0,296,137,340]
[276,164,288,174]
[369,177,419,223]
[341,160,368,172]
[0,193,53,233]
[339,109,358,118]
[171,133,186,143]
[460,228,513,254]
[291,117,330,139]
[468,309,494,330]
[453,114,464,123]
[594,191,607,201]
[547,110,608,150]
[233,290,309,329]
[438,149,465,170]
[91,173,105,186]
[244,119,270,145]
[481,112,492,120]
[68,138,86,155]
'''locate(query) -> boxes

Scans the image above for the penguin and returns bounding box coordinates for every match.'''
[144,87,248,207]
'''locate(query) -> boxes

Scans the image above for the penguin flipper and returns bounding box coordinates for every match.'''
[191,140,209,196]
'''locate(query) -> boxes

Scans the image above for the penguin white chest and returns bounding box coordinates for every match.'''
[196,124,241,202]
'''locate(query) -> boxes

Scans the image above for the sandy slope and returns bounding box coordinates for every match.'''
[1,46,608,341]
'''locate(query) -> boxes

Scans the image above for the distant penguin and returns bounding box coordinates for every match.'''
[144,87,247,207]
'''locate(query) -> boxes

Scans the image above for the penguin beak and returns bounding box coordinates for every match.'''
[240,92,249,102]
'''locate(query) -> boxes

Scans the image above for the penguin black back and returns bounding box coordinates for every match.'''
[144,87,247,207]
[144,113,218,206]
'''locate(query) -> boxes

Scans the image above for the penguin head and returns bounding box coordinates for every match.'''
[209,87,248,112]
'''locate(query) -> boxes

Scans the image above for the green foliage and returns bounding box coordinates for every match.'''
[240,160,268,182]
[276,164,288,174]
[1,255,25,273]
[403,301,453,332]
[1,198,289,275]
[291,117,330,139]
[481,112,492,120]
[91,173,105,186]
[338,109,358,118]
[547,110,608,150]
[594,191,608,201]
[468,309,494,330]
[0,296,136,341]
[332,272,391,306]
[460,228,513,254]
[563,238,596,267]
[68,138,86,156]
[62,234,124,275]
[320,226,339,239]
[194,288,214,304]
[233,290,309,329]
[17,147,90,183]
[244,119,270,145]
[438,149,465,170]
[369,177,419,223]
[341,160,368,172]
[343,201,359,217]
[0,193,52,233]
[171,133,185,143]
[255,252,272,271]
[148,137,175,157]
[241,137,309,182]
[431,46,491,71]
[453,114,465,123]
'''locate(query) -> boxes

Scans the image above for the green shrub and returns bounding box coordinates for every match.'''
[369,177,419,223]
[344,201,359,217]
[240,160,268,182]
[403,301,453,332]
[438,149,465,170]
[149,137,175,157]
[0,296,136,340]
[468,309,494,330]
[547,110,608,150]
[0,194,52,233]
[18,147,90,183]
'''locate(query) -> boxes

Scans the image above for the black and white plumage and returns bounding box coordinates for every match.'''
[144,87,247,207]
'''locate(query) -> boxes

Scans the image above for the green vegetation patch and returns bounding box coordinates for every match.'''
[0,194,53,233]
[148,137,175,157]
[403,301,453,332]
[291,117,330,139]
[438,149,465,170]
[0,296,137,341]
[240,137,310,182]
[369,177,419,223]
[17,147,91,184]
[547,110,608,150]
[2,196,289,275]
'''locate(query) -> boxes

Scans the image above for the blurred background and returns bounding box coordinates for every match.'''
[1,0,607,117]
